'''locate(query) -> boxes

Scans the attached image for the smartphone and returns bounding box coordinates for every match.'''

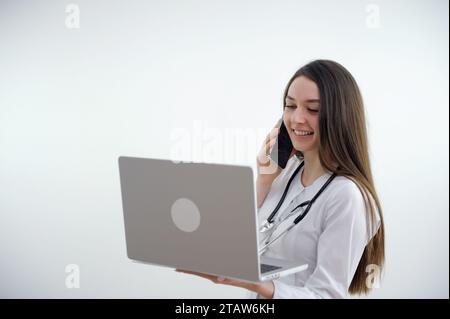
[269,119,293,169]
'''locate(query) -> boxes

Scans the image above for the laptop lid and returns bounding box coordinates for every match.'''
[118,156,262,282]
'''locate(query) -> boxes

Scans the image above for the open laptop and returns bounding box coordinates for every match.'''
[118,156,307,283]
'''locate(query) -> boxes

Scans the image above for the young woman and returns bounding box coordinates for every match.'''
[177,59,385,298]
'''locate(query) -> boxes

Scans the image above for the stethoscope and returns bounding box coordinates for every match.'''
[258,160,337,255]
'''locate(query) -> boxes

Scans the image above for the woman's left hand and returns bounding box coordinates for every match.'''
[175,269,274,299]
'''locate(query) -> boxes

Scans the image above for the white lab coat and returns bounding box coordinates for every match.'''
[247,155,380,299]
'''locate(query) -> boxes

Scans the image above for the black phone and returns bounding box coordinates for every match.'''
[269,119,293,169]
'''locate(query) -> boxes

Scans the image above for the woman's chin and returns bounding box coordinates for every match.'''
[292,143,315,154]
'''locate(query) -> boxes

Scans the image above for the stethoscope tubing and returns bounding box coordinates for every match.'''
[259,160,337,255]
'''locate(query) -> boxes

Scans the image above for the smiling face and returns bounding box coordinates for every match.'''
[283,76,321,154]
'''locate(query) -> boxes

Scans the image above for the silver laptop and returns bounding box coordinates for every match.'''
[118,156,307,283]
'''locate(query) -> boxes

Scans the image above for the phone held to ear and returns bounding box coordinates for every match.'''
[269,119,293,169]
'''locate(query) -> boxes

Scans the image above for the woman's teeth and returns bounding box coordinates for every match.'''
[293,129,314,136]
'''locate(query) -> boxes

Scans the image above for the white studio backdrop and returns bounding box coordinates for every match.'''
[0,0,448,298]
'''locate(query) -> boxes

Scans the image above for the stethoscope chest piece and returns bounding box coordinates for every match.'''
[259,220,274,233]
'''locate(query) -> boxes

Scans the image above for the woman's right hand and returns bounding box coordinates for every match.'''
[256,118,296,185]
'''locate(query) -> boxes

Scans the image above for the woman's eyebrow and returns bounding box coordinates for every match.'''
[286,95,320,104]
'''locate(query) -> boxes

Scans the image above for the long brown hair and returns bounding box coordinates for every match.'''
[283,60,385,294]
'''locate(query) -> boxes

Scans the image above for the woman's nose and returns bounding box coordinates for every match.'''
[292,106,307,123]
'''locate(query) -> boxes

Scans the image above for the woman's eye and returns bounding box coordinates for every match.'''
[284,105,319,113]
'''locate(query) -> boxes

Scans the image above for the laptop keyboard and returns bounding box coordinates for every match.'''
[260,263,282,274]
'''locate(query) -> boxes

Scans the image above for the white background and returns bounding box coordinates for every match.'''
[0,0,448,298]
